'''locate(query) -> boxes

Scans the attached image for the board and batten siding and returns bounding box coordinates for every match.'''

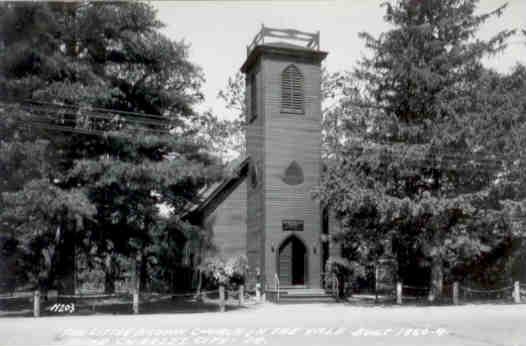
[246,64,266,288]
[262,57,323,288]
[205,180,247,259]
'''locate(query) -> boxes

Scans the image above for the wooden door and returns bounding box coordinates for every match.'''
[278,241,292,285]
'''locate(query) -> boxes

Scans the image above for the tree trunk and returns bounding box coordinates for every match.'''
[194,269,203,301]
[428,254,443,302]
[40,245,56,299]
[139,251,148,292]
[56,227,76,295]
[338,274,345,299]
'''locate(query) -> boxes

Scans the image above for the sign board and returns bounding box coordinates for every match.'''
[282,220,304,231]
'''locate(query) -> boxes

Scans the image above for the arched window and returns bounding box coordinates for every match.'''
[281,65,304,113]
[250,160,259,189]
[283,161,304,185]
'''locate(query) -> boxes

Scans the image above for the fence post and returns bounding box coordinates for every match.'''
[133,289,139,314]
[453,282,459,305]
[255,283,261,302]
[396,282,402,305]
[513,281,520,304]
[219,285,226,312]
[239,285,244,305]
[33,290,40,317]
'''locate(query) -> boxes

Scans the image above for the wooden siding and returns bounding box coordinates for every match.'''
[242,44,326,289]
[246,64,266,289]
[205,180,247,259]
[262,57,323,288]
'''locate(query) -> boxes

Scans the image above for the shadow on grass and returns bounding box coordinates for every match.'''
[0,295,248,318]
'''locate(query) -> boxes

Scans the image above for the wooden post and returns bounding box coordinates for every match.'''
[453,282,459,305]
[133,290,139,314]
[255,283,261,302]
[33,290,40,317]
[239,285,244,305]
[396,282,402,305]
[219,285,225,312]
[132,252,140,314]
[513,281,520,304]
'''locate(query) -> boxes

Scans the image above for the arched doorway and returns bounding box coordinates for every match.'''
[278,236,307,286]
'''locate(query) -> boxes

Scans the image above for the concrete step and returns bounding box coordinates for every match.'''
[266,288,337,304]
[279,289,326,296]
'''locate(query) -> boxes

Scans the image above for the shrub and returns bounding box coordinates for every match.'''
[201,255,248,287]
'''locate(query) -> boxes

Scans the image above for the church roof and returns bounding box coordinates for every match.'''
[183,156,250,224]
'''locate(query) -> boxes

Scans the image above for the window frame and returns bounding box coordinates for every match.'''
[280,64,305,115]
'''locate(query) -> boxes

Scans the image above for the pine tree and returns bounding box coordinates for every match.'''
[315,0,524,301]
[0,2,221,293]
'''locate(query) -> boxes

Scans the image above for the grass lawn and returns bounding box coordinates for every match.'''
[0,291,249,317]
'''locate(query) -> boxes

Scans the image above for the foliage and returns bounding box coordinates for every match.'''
[314,0,525,300]
[210,71,247,160]
[0,179,95,289]
[190,110,245,163]
[0,1,222,292]
[324,256,366,285]
[200,255,248,287]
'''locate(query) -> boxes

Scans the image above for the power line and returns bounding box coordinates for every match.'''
[11,99,171,121]
[3,100,177,137]
[6,101,173,128]
[18,119,171,137]
[3,101,525,172]
[17,104,172,128]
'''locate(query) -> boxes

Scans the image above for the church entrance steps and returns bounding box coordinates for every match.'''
[266,287,336,304]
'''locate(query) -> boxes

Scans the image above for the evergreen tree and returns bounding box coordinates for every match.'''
[0,2,221,293]
[315,0,524,301]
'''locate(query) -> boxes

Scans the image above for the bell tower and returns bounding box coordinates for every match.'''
[241,26,328,289]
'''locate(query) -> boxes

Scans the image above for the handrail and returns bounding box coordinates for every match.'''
[274,273,280,303]
[332,275,339,298]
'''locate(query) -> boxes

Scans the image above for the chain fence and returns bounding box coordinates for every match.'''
[0,286,250,317]
[392,281,524,305]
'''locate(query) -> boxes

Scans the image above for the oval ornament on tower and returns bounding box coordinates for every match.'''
[283,161,304,185]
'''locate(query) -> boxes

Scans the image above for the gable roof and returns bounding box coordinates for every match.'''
[184,156,250,225]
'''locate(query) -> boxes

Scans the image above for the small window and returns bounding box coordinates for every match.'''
[283,161,304,185]
[250,160,260,189]
[281,65,304,113]
[249,72,257,122]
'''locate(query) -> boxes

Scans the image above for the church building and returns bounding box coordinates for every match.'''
[186,26,340,293]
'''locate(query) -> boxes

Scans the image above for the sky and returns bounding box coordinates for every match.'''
[152,0,526,121]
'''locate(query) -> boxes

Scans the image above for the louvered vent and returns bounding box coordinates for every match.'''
[281,65,304,113]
